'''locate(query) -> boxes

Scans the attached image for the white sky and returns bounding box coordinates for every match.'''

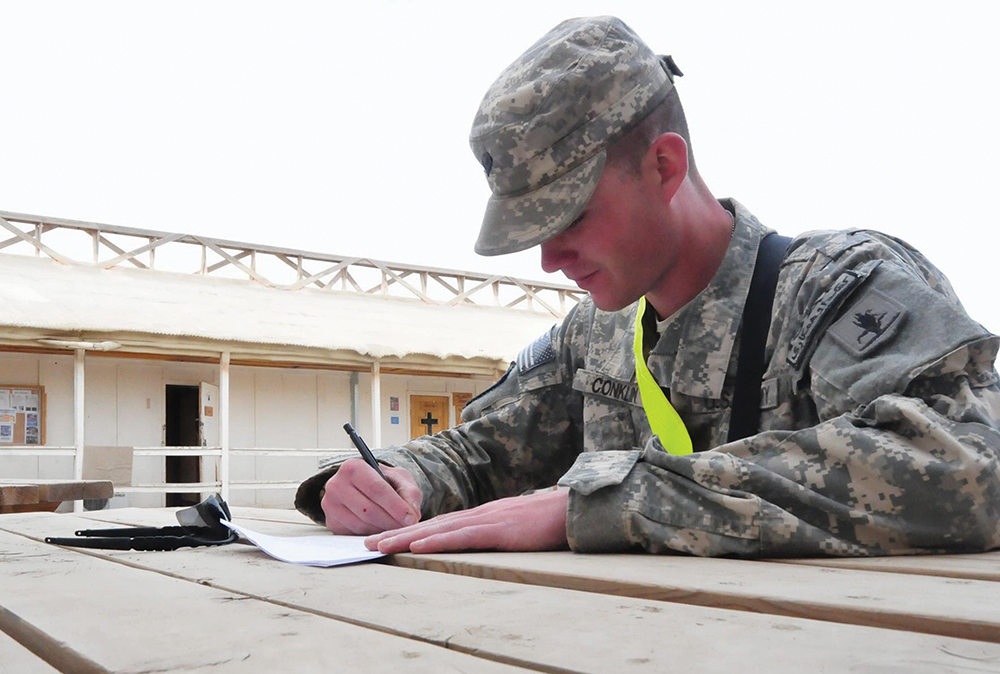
[2,1,997,331]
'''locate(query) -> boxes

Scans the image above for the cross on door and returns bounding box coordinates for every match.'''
[409,395,450,440]
[421,412,439,434]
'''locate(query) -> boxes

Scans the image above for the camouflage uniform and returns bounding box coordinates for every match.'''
[296,16,1000,556]
[296,199,1000,556]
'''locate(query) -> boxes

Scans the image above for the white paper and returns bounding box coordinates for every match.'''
[11,390,31,412]
[10,390,38,413]
[0,391,9,409]
[221,520,385,567]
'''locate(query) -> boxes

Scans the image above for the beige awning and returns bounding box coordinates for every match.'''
[0,255,560,370]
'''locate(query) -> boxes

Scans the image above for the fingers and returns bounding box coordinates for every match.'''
[321,459,423,535]
[323,499,380,536]
[364,517,482,553]
[348,464,420,526]
[364,490,570,554]
[409,524,506,554]
[340,482,406,532]
[385,467,422,513]
[365,508,498,553]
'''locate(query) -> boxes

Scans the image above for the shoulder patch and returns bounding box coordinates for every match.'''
[461,362,515,419]
[828,287,906,357]
[787,259,882,369]
[517,329,556,375]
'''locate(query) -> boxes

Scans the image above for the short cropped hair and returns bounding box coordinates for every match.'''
[606,88,698,177]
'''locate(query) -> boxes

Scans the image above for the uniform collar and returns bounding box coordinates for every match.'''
[645,199,766,399]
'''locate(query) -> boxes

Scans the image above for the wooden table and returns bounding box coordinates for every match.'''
[2,506,1000,673]
[0,480,113,514]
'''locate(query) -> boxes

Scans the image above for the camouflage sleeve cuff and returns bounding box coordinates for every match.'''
[294,462,340,525]
[559,450,641,552]
[560,445,767,555]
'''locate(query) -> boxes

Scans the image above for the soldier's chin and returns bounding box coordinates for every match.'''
[589,291,636,313]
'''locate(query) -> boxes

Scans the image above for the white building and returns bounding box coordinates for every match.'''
[0,211,581,510]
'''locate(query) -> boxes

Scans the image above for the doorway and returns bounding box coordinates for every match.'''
[409,394,450,440]
[164,384,201,507]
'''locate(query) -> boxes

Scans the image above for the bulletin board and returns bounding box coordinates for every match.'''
[0,385,45,446]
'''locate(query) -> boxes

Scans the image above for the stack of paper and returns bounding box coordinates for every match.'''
[222,520,386,567]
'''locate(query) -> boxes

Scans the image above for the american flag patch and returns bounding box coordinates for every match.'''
[517,329,556,374]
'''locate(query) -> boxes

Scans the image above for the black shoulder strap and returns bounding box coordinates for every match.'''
[727,233,793,443]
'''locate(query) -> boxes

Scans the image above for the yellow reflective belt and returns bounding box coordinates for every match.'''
[633,296,693,456]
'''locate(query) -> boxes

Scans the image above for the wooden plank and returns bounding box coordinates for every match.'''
[0,503,61,515]
[229,505,315,525]
[76,505,319,528]
[0,216,72,264]
[206,249,252,274]
[0,481,113,512]
[0,484,39,507]
[0,606,105,674]
[284,257,360,291]
[98,232,186,269]
[39,511,1000,585]
[4,512,1000,673]
[0,527,524,673]
[73,507,319,539]
[509,278,560,317]
[97,233,148,269]
[86,506,1000,587]
[389,550,1000,643]
[34,480,114,503]
[0,628,60,674]
[197,239,275,287]
[779,552,1000,582]
[446,275,504,306]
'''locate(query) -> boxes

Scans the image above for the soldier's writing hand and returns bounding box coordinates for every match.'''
[321,459,422,535]
[364,488,569,554]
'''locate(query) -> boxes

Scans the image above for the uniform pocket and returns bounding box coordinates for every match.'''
[573,369,640,452]
[558,450,641,495]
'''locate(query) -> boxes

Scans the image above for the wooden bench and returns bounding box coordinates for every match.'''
[0,480,113,514]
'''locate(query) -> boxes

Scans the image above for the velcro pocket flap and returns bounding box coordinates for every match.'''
[558,450,641,495]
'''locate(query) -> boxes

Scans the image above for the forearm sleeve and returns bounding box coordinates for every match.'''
[296,310,589,525]
[562,340,1000,557]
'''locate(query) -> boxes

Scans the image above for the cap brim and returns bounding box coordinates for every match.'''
[474,151,606,256]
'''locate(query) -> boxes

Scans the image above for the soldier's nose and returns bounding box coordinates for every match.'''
[540,237,575,274]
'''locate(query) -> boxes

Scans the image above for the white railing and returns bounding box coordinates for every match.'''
[1,446,76,456]
[0,211,584,319]
[124,446,355,494]
[1,445,352,496]
[133,446,223,458]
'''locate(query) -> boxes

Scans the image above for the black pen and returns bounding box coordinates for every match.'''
[343,423,389,483]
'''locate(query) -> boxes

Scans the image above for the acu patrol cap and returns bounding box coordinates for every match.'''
[470,16,683,256]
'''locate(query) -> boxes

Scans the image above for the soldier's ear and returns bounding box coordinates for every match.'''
[645,132,688,203]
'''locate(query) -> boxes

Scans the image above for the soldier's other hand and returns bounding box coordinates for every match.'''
[321,459,422,535]
[364,488,569,554]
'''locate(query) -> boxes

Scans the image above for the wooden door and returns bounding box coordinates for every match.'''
[409,395,450,439]
[452,392,474,426]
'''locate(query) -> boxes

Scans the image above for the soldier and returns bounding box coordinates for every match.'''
[296,16,1000,557]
